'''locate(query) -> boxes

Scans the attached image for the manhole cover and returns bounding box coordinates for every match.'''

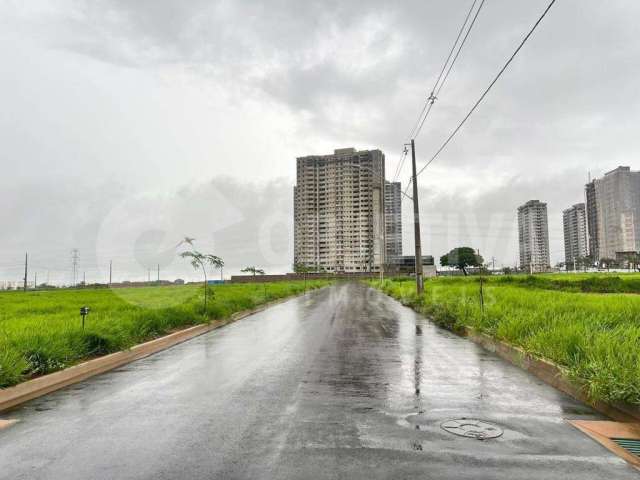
[440,418,503,440]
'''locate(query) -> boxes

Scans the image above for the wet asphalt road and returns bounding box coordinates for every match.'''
[0,283,637,479]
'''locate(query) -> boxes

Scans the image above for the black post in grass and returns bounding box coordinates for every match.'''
[479,275,485,315]
[80,306,90,330]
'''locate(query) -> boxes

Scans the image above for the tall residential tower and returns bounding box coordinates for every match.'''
[563,203,588,268]
[518,200,550,272]
[293,148,386,273]
[384,181,402,262]
[585,179,599,260]
[592,166,640,260]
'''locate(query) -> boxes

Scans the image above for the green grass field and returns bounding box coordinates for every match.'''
[373,274,640,406]
[0,281,328,388]
[495,271,640,293]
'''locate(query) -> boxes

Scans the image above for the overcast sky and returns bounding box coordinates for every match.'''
[1,0,639,284]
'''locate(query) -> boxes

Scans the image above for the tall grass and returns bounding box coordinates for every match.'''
[374,277,640,406]
[496,273,640,293]
[0,281,328,388]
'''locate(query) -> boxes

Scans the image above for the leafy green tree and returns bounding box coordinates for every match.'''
[293,263,310,274]
[179,237,224,312]
[293,263,326,274]
[599,257,616,271]
[241,266,265,277]
[440,247,483,276]
[293,263,312,292]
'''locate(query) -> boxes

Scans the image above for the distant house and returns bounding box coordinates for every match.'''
[174,278,185,285]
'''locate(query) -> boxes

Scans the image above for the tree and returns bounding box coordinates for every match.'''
[179,237,224,312]
[599,257,616,271]
[241,266,265,277]
[440,247,483,276]
[293,263,310,274]
[575,255,595,271]
[293,263,311,292]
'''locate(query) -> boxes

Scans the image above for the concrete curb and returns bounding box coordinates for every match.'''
[0,290,313,413]
[462,327,640,423]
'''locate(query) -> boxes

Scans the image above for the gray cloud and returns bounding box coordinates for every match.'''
[2,0,640,279]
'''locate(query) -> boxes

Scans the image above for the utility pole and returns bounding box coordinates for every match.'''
[409,139,424,294]
[34,272,37,291]
[23,252,28,292]
[109,260,112,285]
[157,264,160,283]
[83,271,86,286]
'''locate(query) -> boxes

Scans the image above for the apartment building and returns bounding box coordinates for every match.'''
[293,148,385,273]
[384,181,402,261]
[591,166,640,260]
[562,203,588,268]
[585,180,599,260]
[518,200,550,272]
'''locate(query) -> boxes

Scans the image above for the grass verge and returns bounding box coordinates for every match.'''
[371,276,640,407]
[495,273,640,294]
[0,281,328,388]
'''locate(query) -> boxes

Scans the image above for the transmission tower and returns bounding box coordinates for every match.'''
[71,249,79,287]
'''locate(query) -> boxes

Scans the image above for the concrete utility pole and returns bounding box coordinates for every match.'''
[109,260,112,285]
[409,139,424,295]
[157,264,160,283]
[23,252,28,292]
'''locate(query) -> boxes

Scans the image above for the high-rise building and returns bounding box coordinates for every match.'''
[563,203,588,268]
[585,180,599,260]
[293,148,385,273]
[517,200,550,272]
[591,166,640,260]
[384,181,402,261]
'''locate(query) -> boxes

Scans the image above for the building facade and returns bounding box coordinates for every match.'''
[592,166,640,260]
[293,148,386,273]
[562,203,588,268]
[386,255,436,277]
[384,181,402,262]
[585,180,599,260]
[517,200,550,272]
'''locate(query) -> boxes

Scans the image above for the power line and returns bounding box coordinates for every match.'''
[414,0,558,181]
[394,0,485,187]
[412,0,487,141]
[434,0,487,99]
[409,0,485,141]
[391,147,408,182]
